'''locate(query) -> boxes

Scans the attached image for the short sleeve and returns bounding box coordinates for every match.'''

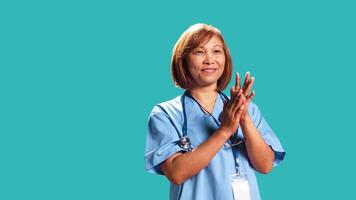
[249,102,286,167]
[144,107,187,175]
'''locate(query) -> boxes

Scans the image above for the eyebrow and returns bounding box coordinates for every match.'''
[195,44,223,49]
[212,44,223,48]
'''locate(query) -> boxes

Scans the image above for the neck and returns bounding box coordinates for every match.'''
[189,84,218,103]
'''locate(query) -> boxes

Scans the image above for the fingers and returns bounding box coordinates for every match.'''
[230,85,235,98]
[221,88,246,130]
[246,90,255,103]
[222,71,256,128]
[235,104,245,118]
[231,89,245,116]
[241,72,250,92]
[243,76,255,96]
[227,76,254,116]
[240,72,255,97]
[231,89,242,110]
[232,95,245,118]
[237,93,245,108]
[232,93,243,114]
[235,72,240,91]
[227,86,237,110]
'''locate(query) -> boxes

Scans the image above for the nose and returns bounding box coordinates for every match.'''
[203,52,214,65]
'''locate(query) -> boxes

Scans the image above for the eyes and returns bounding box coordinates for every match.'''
[214,49,223,54]
[192,49,223,55]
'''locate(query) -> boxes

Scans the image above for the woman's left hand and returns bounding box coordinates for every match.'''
[233,72,255,121]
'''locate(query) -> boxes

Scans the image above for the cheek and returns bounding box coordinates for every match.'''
[186,62,199,77]
[187,58,201,72]
[187,56,197,68]
[189,67,200,78]
[218,56,226,67]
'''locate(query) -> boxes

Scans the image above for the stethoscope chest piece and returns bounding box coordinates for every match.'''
[178,136,192,150]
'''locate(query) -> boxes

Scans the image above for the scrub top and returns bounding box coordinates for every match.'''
[144,93,286,200]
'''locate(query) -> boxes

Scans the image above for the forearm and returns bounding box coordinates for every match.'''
[165,128,231,184]
[240,115,275,174]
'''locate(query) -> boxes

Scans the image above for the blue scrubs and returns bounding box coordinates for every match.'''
[145,94,285,200]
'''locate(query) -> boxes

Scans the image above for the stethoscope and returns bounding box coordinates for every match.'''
[178,90,244,151]
[172,91,246,199]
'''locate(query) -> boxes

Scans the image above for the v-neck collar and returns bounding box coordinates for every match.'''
[185,91,224,121]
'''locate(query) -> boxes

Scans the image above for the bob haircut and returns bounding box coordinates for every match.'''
[171,23,233,91]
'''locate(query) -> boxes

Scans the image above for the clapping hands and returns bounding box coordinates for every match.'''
[219,72,255,136]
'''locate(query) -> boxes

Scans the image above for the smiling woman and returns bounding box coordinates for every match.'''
[144,23,286,200]
[186,35,226,92]
[171,23,233,92]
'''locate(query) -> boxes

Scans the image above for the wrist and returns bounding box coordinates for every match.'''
[218,126,234,140]
[240,113,251,125]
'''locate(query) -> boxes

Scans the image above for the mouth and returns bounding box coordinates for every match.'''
[201,68,217,73]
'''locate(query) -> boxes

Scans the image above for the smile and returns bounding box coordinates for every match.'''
[201,68,217,73]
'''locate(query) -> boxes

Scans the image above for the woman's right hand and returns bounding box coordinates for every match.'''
[219,87,246,138]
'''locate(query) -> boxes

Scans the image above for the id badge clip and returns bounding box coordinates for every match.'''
[231,158,251,200]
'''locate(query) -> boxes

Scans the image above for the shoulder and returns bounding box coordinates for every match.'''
[247,101,267,126]
[149,95,184,121]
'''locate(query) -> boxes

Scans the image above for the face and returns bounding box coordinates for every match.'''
[186,35,226,89]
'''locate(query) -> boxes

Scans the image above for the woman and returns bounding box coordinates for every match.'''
[144,23,285,200]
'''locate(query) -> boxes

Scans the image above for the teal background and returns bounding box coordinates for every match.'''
[1,0,355,199]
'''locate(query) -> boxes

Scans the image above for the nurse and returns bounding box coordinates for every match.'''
[145,23,285,200]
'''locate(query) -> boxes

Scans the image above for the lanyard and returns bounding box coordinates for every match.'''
[181,90,244,174]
